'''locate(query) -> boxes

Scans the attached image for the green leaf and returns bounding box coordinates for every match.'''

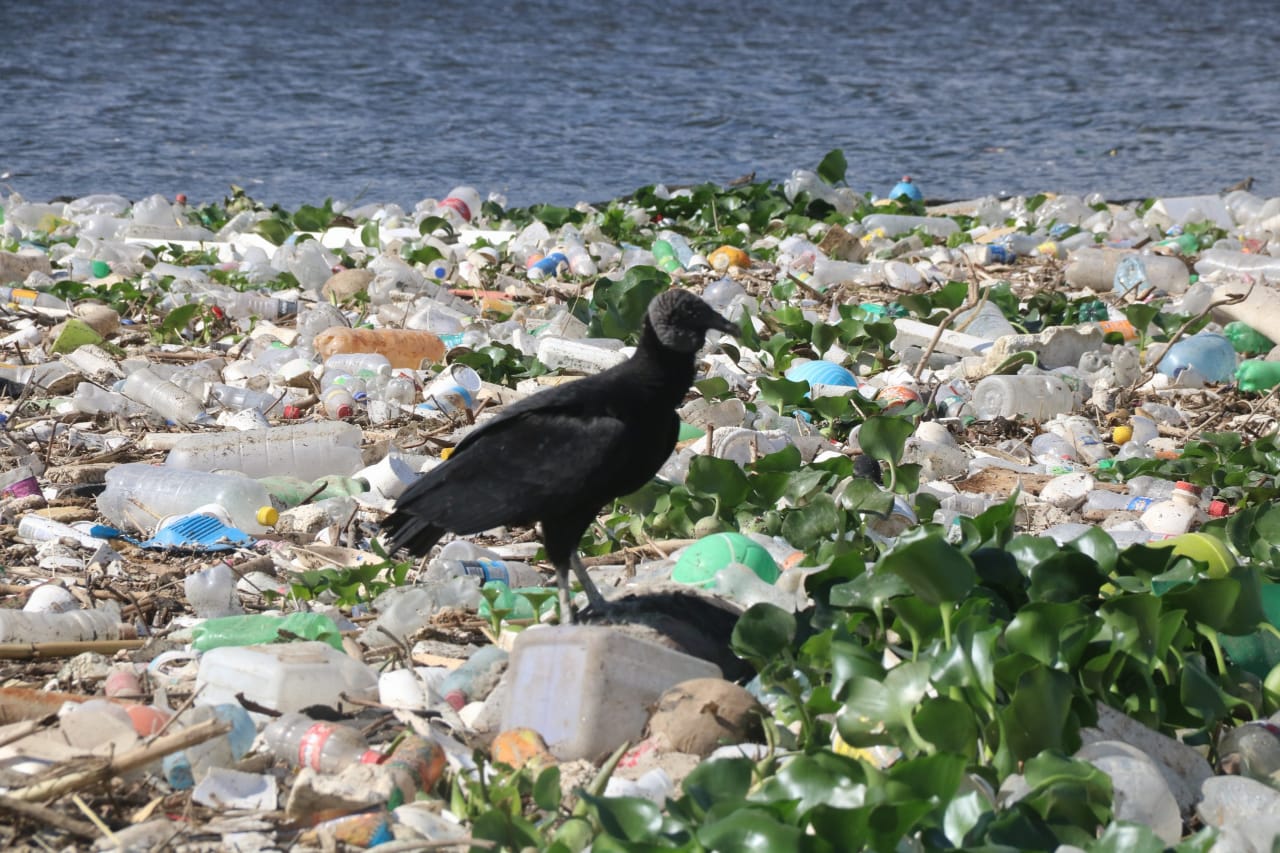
[681,757,754,814]
[781,493,844,550]
[1006,601,1097,669]
[1089,822,1168,853]
[685,455,751,507]
[360,220,380,247]
[694,376,732,400]
[859,415,914,467]
[695,810,803,852]
[757,376,810,409]
[581,794,664,843]
[534,765,561,812]
[757,751,868,815]
[750,443,804,473]
[999,667,1078,760]
[254,218,292,246]
[816,149,848,185]
[731,603,796,663]
[877,531,977,605]
[912,697,979,757]
[418,215,454,237]
[292,203,332,232]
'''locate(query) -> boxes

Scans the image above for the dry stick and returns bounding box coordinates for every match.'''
[910,264,982,383]
[7,717,231,803]
[1128,282,1254,393]
[0,793,98,840]
[0,639,146,660]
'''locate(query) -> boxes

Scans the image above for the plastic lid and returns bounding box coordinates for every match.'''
[282,405,302,419]
[1209,499,1230,517]
[1174,480,1199,493]
[335,403,353,418]
[257,506,280,527]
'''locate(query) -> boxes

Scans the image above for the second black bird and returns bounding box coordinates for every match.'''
[380,288,739,622]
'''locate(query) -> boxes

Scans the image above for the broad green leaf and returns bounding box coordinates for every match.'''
[254,218,292,246]
[581,794,664,843]
[731,603,796,663]
[999,667,1077,759]
[685,455,750,506]
[696,810,804,852]
[859,415,914,467]
[912,697,979,757]
[816,149,847,185]
[534,765,561,812]
[681,757,753,814]
[756,752,868,815]
[781,493,843,550]
[877,531,977,605]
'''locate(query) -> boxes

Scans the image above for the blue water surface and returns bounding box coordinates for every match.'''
[3,0,1277,208]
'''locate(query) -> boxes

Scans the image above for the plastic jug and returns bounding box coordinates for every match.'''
[1155,333,1237,384]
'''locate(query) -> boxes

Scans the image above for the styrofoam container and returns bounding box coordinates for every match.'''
[502,626,721,761]
[195,641,378,719]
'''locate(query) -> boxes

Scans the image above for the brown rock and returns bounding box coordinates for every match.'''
[72,302,121,337]
[646,678,764,757]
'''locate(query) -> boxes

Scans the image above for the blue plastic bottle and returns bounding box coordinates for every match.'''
[1156,333,1237,384]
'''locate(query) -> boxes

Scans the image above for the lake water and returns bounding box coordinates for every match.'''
[3,0,1278,210]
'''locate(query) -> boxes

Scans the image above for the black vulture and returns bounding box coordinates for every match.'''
[381,288,739,622]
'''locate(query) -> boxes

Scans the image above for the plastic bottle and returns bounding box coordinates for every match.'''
[161,703,256,790]
[1154,333,1237,384]
[0,285,69,310]
[952,300,1016,341]
[184,563,244,619]
[969,374,1077,421]
[783,169,858,215]
[17,514,111,550]
[262,712,380,773]
[437,186,482,224]
[324,352,393,378]
[1112,253,1190,297]
[1030,432,1079,467]
[97,464,279,534]
[438,645,509,710]
[1224,322,1275,355]
[651,240,682,273]
[961,244,1016,266]
[313,327,446,369]
[527,252,569,281]
[119,367,211,425]
[1195,248,1280,281]
[1081,490,1158,519]
[1215,720,1280,782]
[321,386,356,419]
[1140,481,1204,539]
[1126,476,1179,501]
[426,558,545,588]
[208,383,285,417]
[1237,359,1280,393]
[862,213,959,239]
[1051,416,1111,465]
[165,421,364,482]
[0,601,124,643]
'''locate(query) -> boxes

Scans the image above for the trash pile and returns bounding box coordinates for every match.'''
[5,155,1280,849]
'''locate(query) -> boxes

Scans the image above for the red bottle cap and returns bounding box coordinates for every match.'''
[1209,499,1230,517]
[283,405,302,419]
[1174,481,1199,494]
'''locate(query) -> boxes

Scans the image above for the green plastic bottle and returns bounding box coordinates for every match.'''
[1224,321,1276,355]
[651,240,683,273]
[1236,359,1280,393]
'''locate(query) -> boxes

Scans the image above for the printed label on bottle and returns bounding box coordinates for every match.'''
[1126,496,1155,511]
[439,196,471,221]
[461,559,511,585]
[298,723,335,770]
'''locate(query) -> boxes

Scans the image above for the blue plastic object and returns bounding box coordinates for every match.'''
[1157,333,1238,384]
[138,514,254,552]
[785,360,860,394]
[889,176,923,203]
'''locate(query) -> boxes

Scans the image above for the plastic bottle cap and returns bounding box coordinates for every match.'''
[1111,425,1133,444]
[335,403,353,418]
[283,405,302,419]
[1209,500,1230,517]
[257,506,280,527]
[1174,480,1199,493]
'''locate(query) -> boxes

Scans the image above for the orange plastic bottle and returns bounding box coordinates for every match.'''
[312,327,446,369]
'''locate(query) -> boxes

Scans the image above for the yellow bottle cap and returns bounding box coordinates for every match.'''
[1112,425,1133,445]
[257,506,279,527]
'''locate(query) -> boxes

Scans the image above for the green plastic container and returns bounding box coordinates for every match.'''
[192,612,345,652]
[672,532,780,589]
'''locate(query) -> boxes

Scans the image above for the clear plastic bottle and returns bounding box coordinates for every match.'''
[1081,490,1158,519]
[1112,253,1191,297]
[17,514,111,549]
[438,645,509,710]
[208,383,284,417]
[321,371,368,401]
[1155,333,1237,384]
[0,601,124,643]
[161,704,256,790]
[1140,481,1204,539]
[119,367,211,425]
[1050,416,1112,465]
[0,285,69,309]
[184,563,244,619]
[313,327,446,369]
[1030,432,1080,466]
[1126,475,1178,501]
[72,382,143,416]
[426,558,545,588]
[97,464,279,534]
[323,352,393,378]
[165,421,364,481]
[321,386,356,419]
[262,712,379,773]
[970,374,1077,421]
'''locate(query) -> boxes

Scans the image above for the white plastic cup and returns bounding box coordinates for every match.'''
[419,364,482,415]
